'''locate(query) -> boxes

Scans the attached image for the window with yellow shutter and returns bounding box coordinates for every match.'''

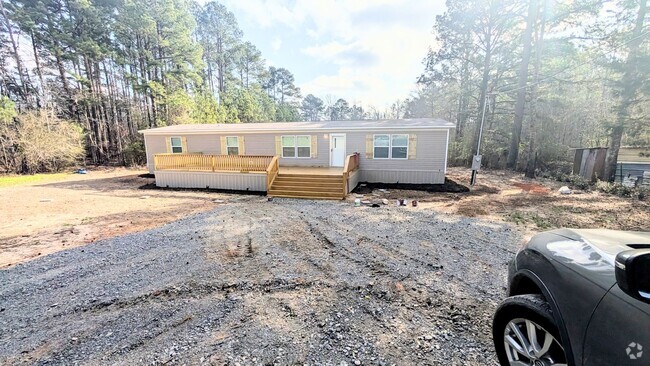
[225,136,239,155]
[170,137,183,154]
[372,134,408,159]
[281,135,311,158]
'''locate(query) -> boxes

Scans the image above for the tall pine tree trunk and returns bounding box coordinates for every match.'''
[604,0,647,181]
[30,31,46,107]
[525,0,546,178]
[507,0,538,170]
[0,0,30,100]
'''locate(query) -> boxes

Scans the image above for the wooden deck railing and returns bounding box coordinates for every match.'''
[154,154,274,172]
[266,156,279,191]
[342,153,361,196]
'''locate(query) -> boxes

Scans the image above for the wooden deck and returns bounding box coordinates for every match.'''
[153,153,359,199]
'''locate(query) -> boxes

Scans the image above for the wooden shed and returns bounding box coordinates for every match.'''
[572,147,607,182]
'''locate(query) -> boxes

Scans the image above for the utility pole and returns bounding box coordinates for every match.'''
[470,94,490,185]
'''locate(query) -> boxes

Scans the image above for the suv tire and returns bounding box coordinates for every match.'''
[493,294,568,366]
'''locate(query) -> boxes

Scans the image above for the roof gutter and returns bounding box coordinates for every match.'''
[139,125,456,135]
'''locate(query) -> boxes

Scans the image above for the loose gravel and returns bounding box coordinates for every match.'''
[0,198,521,365]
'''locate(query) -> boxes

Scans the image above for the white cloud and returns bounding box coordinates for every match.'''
[271,37,283,52]
[221,0,445,107]
[302,41,378,66]
[221,0,303,28]
[301,24,437,106]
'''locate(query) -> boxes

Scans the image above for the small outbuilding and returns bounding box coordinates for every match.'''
[572,147,607,182]
[139,118,455,199]
[616,146,650,186]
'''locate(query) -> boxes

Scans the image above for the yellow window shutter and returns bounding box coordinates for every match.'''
[238,136,245,155]
[165,137,171,153]
[275,136,282,156]
[365,134,373,159]
[311,135,317,158]
[220,136,227,155]
[408,134,417,159]
[181,137,187,153]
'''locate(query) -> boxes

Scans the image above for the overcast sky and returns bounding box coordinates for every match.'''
[219,0,447,109]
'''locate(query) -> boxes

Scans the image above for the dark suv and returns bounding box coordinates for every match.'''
[492,229,650,366]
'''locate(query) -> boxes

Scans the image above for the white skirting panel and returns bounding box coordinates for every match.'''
[155,171,267,191]
[359,169,445,184]
[347,170,360,193]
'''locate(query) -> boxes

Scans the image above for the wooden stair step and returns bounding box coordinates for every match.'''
[268,190,345,199]
[270,185,343,193]
[273,178,342,183]
[270,195,343,200]
[269,188,344,195]
[273,181,343,187]
[275,177,342,183]
[269,171,348,200]
[271,181,343,188]
[277,174,343,179]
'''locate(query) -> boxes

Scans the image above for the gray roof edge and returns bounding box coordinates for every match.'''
[139,121,456,135]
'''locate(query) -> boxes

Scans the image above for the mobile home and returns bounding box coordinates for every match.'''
[140,118,455,199]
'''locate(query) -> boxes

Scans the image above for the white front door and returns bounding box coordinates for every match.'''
[330,134,346,167]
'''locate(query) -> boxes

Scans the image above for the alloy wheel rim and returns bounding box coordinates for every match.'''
[503,318,567,366]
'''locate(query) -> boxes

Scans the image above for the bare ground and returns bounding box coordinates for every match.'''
[1,167,648,365]
[3,167,646,269]
[370,168,649,235]
[1,168,225,268]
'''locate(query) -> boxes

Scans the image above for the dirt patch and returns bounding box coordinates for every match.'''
[4,167,647,269]
[511,182,550,195]
[350,168,649,235]
[0,167,255,268]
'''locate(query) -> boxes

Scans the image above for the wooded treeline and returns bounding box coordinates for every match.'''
[0,0,314,171]
[1,0,648,179]
[401,0,649,180]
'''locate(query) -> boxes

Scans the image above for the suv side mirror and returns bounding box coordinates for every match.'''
[615,250,650,304]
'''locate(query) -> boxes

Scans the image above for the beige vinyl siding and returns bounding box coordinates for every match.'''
[350,130,447,184]
[185,134,221,154]
[348,130,447,171]
[145,134,222,173]
[145,129,450,184]
[145,135,167,173]
[244,133,330,167]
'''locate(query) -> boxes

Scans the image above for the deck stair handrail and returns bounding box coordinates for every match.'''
[154,153,273,172]
[342,153,361,196]
[266,156,280,191]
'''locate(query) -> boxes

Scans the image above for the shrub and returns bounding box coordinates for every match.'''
[595,181,648,200]
[122,139,146,166]
[1,110,84,173]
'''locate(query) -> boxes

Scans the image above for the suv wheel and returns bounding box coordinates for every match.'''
[493,294,568,366]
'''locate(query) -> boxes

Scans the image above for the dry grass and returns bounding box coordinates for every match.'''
[440,168,649,234]
[0,172,69,187]
[0,167,233,268]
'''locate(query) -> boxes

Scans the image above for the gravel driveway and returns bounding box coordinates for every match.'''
[0,198,521,365]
